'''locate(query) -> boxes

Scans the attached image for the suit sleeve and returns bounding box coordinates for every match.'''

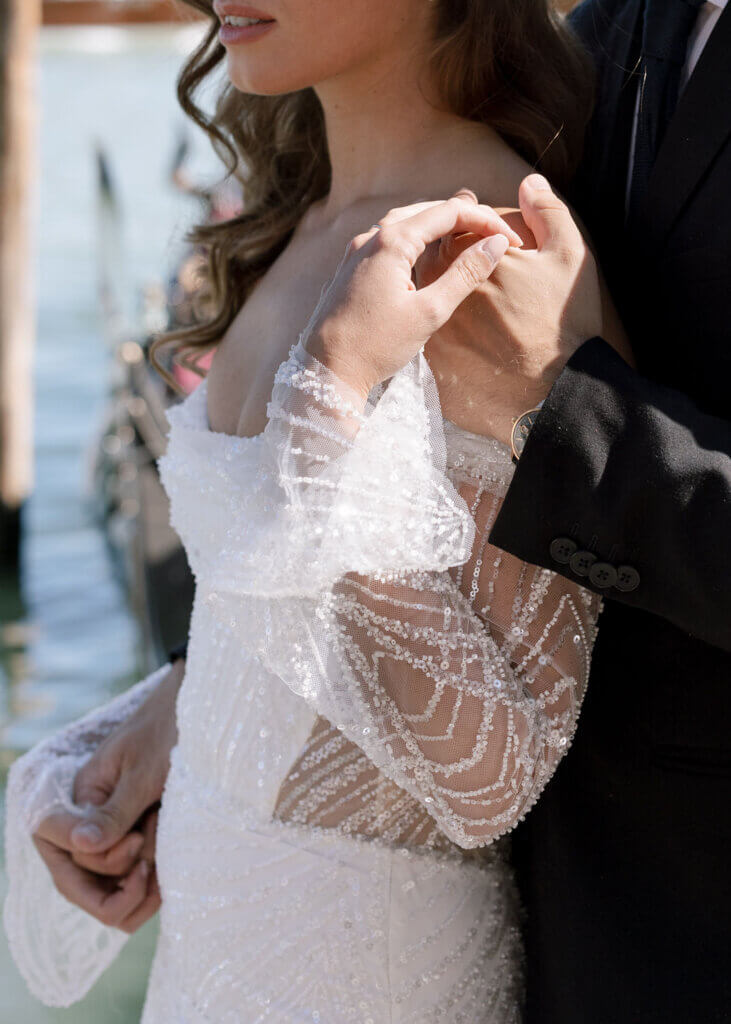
[488,337,731,652]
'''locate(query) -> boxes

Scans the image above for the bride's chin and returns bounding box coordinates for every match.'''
[225,56,315,97]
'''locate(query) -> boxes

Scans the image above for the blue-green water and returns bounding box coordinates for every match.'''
[0,24,220,1021]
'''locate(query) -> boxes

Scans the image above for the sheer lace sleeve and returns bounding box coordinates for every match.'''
[3,665,170,1008]
[204,343,601,849]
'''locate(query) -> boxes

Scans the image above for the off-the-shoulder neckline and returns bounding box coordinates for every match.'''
[175,373,511,463]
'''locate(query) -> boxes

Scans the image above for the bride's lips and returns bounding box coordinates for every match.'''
[213,3,277,45]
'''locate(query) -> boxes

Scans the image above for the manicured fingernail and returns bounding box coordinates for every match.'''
[71,822,103,847]
[498,221,523,247]
[456,187,478,203]
[479,234,510,260]
[526,174,551,191]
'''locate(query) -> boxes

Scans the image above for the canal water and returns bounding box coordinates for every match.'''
[0,23,220,1021]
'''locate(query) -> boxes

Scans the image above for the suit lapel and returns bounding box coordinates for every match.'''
[648,2,731,246]
[583,0,645,234]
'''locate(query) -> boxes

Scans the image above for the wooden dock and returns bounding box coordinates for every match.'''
[0,0,39,569]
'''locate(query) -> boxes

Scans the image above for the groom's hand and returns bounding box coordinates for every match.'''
[31,659,183,933]
[418,177,631,444]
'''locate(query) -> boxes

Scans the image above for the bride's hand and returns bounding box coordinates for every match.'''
[31,659,183,933]
[304,196,522,399]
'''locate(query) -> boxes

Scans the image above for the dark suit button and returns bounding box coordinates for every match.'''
[615,565,640,592]
[569,550,597,577]
[550,537,577,564]
[588,562,618,589]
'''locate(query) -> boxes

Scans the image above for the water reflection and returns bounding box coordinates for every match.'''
[0,572,31,775]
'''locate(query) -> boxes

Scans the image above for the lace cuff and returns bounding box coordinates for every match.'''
[3,665,169,1007]
[203,343,475,602]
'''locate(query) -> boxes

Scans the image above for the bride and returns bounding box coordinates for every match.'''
[5,1,620,1020]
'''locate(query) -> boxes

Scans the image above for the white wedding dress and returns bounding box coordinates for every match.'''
[4,343,601,1023]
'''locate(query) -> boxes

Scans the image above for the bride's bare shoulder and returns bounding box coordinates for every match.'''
[443,131,539,249]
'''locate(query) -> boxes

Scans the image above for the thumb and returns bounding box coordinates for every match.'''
[419,232,509,326]
[70,769,149,854]
[32,807,98,854]
[518,174,583,252]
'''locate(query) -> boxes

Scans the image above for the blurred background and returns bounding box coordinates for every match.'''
[0,0,579,1020]
[0,2,226,1018]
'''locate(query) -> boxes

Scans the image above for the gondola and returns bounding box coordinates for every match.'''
[90,141,238,670]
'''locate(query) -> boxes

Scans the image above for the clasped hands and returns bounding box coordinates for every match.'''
[306,173,628,442]
[32,174,629,933]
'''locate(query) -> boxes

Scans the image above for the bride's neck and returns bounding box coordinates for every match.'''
[313,50,505,220]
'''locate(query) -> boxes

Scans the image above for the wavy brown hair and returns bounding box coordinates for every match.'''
[152,0,594,381]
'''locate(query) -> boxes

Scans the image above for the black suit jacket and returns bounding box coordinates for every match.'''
[490,2,731,1021]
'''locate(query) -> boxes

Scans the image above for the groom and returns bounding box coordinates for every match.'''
[484,1,731,1021]
[32,1,730,1021]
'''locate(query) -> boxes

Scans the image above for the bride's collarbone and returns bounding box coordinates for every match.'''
[205,193,526,439]
[206,322,297,440]
[206,244,346,438]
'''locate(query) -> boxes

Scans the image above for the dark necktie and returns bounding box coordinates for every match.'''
[627,0,705,227]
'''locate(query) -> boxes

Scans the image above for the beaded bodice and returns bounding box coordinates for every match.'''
[158,344,601,852]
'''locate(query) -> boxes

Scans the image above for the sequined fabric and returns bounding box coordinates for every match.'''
[4,343,600,1021]
[146,745,523,1023]
[169,344,601,849]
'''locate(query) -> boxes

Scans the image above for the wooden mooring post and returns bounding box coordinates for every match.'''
[0,0,39,569]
